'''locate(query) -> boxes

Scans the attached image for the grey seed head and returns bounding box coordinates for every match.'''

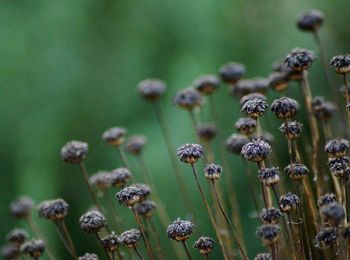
[241,98,269,119]
[21,239,45,259]
[315,228,337,249]
[102,127,127,147]
[176,143,204,164]
[173,88,203,110]
[279,192,300,212]
[110,168,132,188]
[254,253,272,260]
[9,196,34,219]
[119,229,141,248]
[116,186,143,207]
[330,55,350,74]
[279,121,302,140]
[37,198,69,221]
[284,163,309,180]
[6,228,28,245]
[124,135,147,155]
[1,244,20,260]
[193,236,215,255]
[135,201,156,218]
[226,134,250,155]
[268,72,289,92]
[241,139,272,162]
[137,79,166,102]
[60,140,88,164]
[102,232,120,252]
[258,167,280,186]
[270,97,299,119]
[196,123,218,142]
[78,253,99,260]
[89,171,112,191]
[193,74,220,95]
[167,218,195,242]
[284,48,315,71]
[256,224,280,245]
[240,93,267,107]
[321,202,345,226]
[219,62,246,84]
[325,138,350,157]
[79,210,106,233]
[204,163,223,181]
[318,193,336,208]
[235,117,257,136]
[297,9,324,32]
[260,208,283,224]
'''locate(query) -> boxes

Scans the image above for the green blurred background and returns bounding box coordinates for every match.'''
[1,0,349,259]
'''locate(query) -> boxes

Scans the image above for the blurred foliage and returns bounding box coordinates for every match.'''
[1,0,350,259]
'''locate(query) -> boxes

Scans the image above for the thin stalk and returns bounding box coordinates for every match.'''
[181,240,192,260]
[105,192,121,233]
[116,146,130,169]
[148,219,165,260]
[95,232,112,260]
[205,254,210,260]
[270,243,279,260]
[190,164,229,260]
[343,181,348,225]
[245,162,261,212]
[287,212,302,260]
[343,74,350,130]
[257,161,272,208]
[134,248,144,260]
[58,220,78,259]
[209,95,219,123]
[111,252,116,260]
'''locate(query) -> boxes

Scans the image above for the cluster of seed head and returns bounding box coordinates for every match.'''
[325,138,350,157]
[116,185,143,207]
[279,121,302,140]
[279,192,300,212]
[256,224,280,245]
[119,229,141,249]
[176,143,204,164]
[79,210,106,233]
[193,74,220,95]
[328,156,349,178]
[260,208,283,224]
[102,232,120,252]
[110,168,132,188]
[102,127,127,147]
[241,98,269,119]
[173,88,203,110]
[330,54,350,74]
[60,140,88,164]
[167,218,195,242]
[89,171,112,191]
[204,163,222,181]
[258,167,280,186]
[270,97,299,119]
[193,236,215,255]
[284,163,309,181]
[137,78,166,101]
[241,139,272,162]
[124,135,147,155]
[284,48,315,71]
[235,117,257,136]
[37,199,69,221]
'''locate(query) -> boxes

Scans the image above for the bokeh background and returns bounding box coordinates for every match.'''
[1,0,350,259]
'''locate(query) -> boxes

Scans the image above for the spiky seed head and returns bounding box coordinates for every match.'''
[240,93,267,107]
[230,79,256,98]
[102,127,127,147]
[173,88,203,110]
[321,202,345,226]
[124,135,147,156]
[110,168,132,188]
[102,232,120,252]
[89,171,112,191]
[119,229,141,249]
[37,199,69,221]
[284,163,309,181]
[20,239,45,259]
[260,208,283,224]
[279,193,300,212]
[256,224,280,245]
[235,117,257,136]
[285,48,315,71]
[60,140,88,164]
[241,98,269,119]
[325,138,350,157]
[193,74,220,95]
[137,79,166,102]
[318,193,336,208]
[167,218,195,242]
[1,244,20,260]
[241,139,272,162]
[219,62,246,84]
[270,97,299,119]
[193,236,215,255]
[79,210,106,233]
[254,253,272,260]
[315,228,337,249]
[330,55,350,74]
[6,228,28,245]
[135,201,156,219]
[258,167,280,186]
[196,124,218,142]
[268,72,289,92]
[328,156,349,178]
[116,186,143,207]
[279,121,302,140]
[176,143,204,164]
[78,253,99,260]
[204,163,222,181]
[297,9,324,32]
[226,134,250,155]
[132,183,151,202]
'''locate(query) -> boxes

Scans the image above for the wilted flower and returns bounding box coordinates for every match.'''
[176,143,204,164]
[137,79,166,102]
[193,236,215,255]
[241,139,271,162]
[37,199,69,221]
[79,210,106,233]
[204,163,222,181]
[270,97,299,119]
[167,218,195,242]
[102,127,127,147]
[60,140,88,164]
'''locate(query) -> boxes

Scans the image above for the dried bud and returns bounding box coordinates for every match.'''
[270,97,299,119]
[235,117,257,136]
[226,134,250,155]
[219,62,246,84]
[196,124,218,142]
[325,138,350,157]
[258,167,280,186]
[193,75,220,95]
[279,121,302,140]
[137,79,166,102]
[254,253,272,260]
[268,72,289,92]
[102,232,120,252]
[297,10,324,32]
[78,253,99,260]
[110,168,132,188]
[204,163,222,181]
[330,55,350,74]
[132,183,151,201]
[124,135,147,155]
[285,48,315,71]
[9,196,33,219]
[89,171,112,191]
[176,143,204,164]
[328,156,349,178]
[6,228,28,245]
[60,140,88,164]
[79,210,106,233]
[1,244,20,260]
[119,229,141,249]
[21,239,45,259]
[135,201,156,218]
[102,127,127,147]
[279,193,300,212]
[173,88,203,110]
[256,224,280,245]
[167,218,195,242]
[241,139,272,162]
[240,93,267,107]
[116,186,142,207]
[241,98,269,119]
[321,202,345,226]
[37,199,69,221]
[193,236,215,255]
[230,79,255,98]
[318,193,336,208]
[315,228,337,249]
[284,163,309,181]
[260,208,283,224]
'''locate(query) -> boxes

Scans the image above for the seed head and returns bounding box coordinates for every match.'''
[272,61,303,81]
[279,192,300,212]
[318,193,336,208]
[1,244,20,260]
[235,117,257,136]
[325,138,350,157]
[279,121,302,140]
[270,97,299,119]
[193,74,220,95]
[258,167,280,186]
[240,93,267,107]
[315,228,337,249]
[328,156,349,178]
[78,253,99,260]
[225,134,250,155]
[102,232,120,252]
[79,210,106,233]
[60,140,88,164]
[124,135,147,156]
[137,79,166,102]
[285,48,315,71]
[176,143,204,164]
[260,208,283,224]
[253,78,269,94]
[132,183,151,201]
[37,199,69,221]
[250,132,275,146]
[241,139,272,162]
[102,127,127,147]
[135,201,156,218]
[230,79,255,98]
[321,202,345,226]
[256,224,280,245]
[196,123,218,142]
[6,228,28,245]
[167,218,195,242]
[312,96,337,121]
[297,10,324,32]
[254,253,272,260]
[330,55,350,74]
[9,196,33,219]
[219,62,246,84]
[193,236,215,255]
[116,186,143,207]
[21,239,45,259]
[119,229,141,249]
[204,163,222,181]
[268,72,289,92]
[241,98,269,119]
[284,163,309,181]
[173,88,203,110]
[89,171,112,191]
[110,168,132,188]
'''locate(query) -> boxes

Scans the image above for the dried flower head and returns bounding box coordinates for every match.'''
[241,139,272,162]
[1,244,20,260]
[167,218,195,242]
[241,98,269,118]
[330,55,350,74]
[235,117,257,136]
[196,124,218,142]
[279,121,302,140]
[328,156,349,178]
[79,210,106,233]
[116,186,143,207]
[318,193,336,208]
[193,74,220,95]
[89,171,112,191]
[219,62,246,84]
[78,253,99,260]
[176,143,204,164]
[258,167,280,186]
[173,88,203,110]
[193,236,215,255]
[260,208,283,224]
[325,138,350,157]
[253,78,270,94]
[268,72,289,92]
[21,239,45,259]
[321,202,345,226]
[204,163,222,181]
[279,192,300,212]
[240,93,267,107]
[297,10,324,32]
[132,183,151,201]
[37,199,69,221]
[270,97,299,119]
[60,140,88,164]
[6,228,28,245]
[315,228,338,249]
[102,232,120,252]
[254,253,272,260]
[119,229,141,249]
[135,201,156,218]
[9,196,33,219]
[137,79,166,102]
[110,168,132,188]
[312,96,337,121]
[102,127,127,147]
[226,134,250,155]
[256,224,280,245]
[285,48,315,71]
[124,135,147,155]
[230,79,255,98]
[284,163,309,181]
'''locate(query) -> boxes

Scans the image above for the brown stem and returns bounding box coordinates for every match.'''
[105,192,122,233]
[181,240,192,260]
[148,219,165,260]
[270,243,279,260]
[116,146,130,169]
[95,232,112,260]
[287,212,302,260]
[134,248,144,260]
[58,220,78,259]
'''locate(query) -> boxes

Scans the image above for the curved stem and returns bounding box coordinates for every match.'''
[134,248,144,260]
[116,146,130,169]
[181,240,192,260]
[58,220,78,259]
[148,219,165,260]
[95,232,112,260]
[79,163,102,212]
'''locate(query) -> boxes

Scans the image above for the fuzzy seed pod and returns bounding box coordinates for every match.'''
[196,124,218,142]
[297,10,324,32]
[285,48,315,71]
[1,244,20,260]
[254,253,272,260]
[328,156,349,178]
[9,196,33,219]
[132,183,151,201]
[321,202,345,226]
[315,228,337,249]
[102,232,120,253]
[318,193,336,208]
[79,210,106,233]
[119,229,141,249]
[193,74,220,95]
[21,239,45,259]
[240,93,267,107]
[124,135,147,156]
[312,96,337,121]
[230,79,255,98]
[235,117,257,136]
[268,72,289,92]
[284,163,309,181]
[116,186,143,207]
[102,127,127,147]
[253,78,269,94]
[135,201,156,218]
[89,171,112,191]
[279,121,302,140]
[137,79,166,102]
[279,193,300,212]
[167,218,195,242]
[241,139,272,162]
[193,236,215,255]
[343,225,350,240]
[37,199,69,221]
[258,167,280,186]
[256,224,280,245]
[219,62,246,84]
[330,55,350,74]
[110,168,132,188]
[270,97,299,119]
[241,98,269,119]
[226,134,250,155]
[260,208,283,224]
[176,143,204,164]
[6,228,28,245]
[60,140,88,164]
[204,163,222,181]
[78,253,99,260]
[173,88,203,110]
[325,138,350,157]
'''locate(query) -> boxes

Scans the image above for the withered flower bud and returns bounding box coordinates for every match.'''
[258,167,280,186]
[285,48,315,71]
[89,171,112,191]
[193,236,215,255]
[235,117,257,136]
[315,228,337,249]
[21,239,45,259]
[204,163,222,181]
[135,201,156,218]
[318,193,336,208]
[119,229,141,248]
[279,193,300,212]
[9,196,33,219]
[240,93,267,107]
[37,199,69,221]
[219,62,246,84]
[256,224,280,245]
[253,78,269,94]
[173,88,203,110]
[6,228,28,245]
[325,138,350,157]
[102,232,120,252]
[321,202,345,226]
[279,121,302,140]
[297,10,324,32]
[270,97,299,119]
[284,163,309,181]
[167,218,195,242]
[110,168,132,188]
[124,135,147,156]
[60,140,88,164]
[254,253,272,260]
[116,186,143,207]
[268,72,289,92]
[1,244,20,260]
[241,98,269,119]
[330,55,350,74]
[79,210,106,233]
[176,143,204,164]
[328,156,349,178]
[78,253,99,260]
[137,79,166,102]
[230,79,255,98]
[196,124,218,142]
[241,139,271,162]
[226,134,250,155]
[132,183,151,201]
[260,208,283,224]
[193,75,220,95]
[102,127,127,147]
